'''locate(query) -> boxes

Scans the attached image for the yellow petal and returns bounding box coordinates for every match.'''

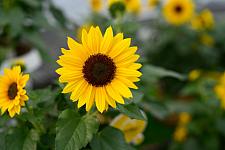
[100,26,113,54]
[111,80,133,99]
[106,84,125,104]
[109,38,131,58]
[95,87,105,113]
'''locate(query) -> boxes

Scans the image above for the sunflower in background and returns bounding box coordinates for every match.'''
[124,0,141,14]
[110,114,147,144]
[90,0,103,12]
[163,0,195,25]
[148,0,160,9]
[200,33,214,47]
[173,112,191,142]
[191,9,214,30]
[109,0,141,14]
[215,73,225,109]
[0,66,29,117]
[56,26,142,113]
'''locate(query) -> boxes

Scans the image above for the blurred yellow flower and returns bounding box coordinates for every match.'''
[56,26,142,112]
[163,0,195,25]
[124,0,141,14]
[90,0,103,12]
[200,34,214,47]
[148,0,159,9]
[110,114,147,144]
[179,112,191,125]
[173,126,187,142]
[191,9,214,30]
[188,70,201,81]
[0,66,29,118]
[215,73,225,109]
[108,0,141,14]
[11,59,26,72]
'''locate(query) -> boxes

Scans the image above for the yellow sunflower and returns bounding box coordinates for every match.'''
[0,66,29,118]
[215,73,225,109]
[56,26,142,113]
[173,126,187,142]
[124,0,141,14]
[90,0,102,12]
[108,0,141,14]
[148,0,159,9]
[191,9,214,30]
[110,114,146,144]
[163,0,195,25]
[200,34,214,47]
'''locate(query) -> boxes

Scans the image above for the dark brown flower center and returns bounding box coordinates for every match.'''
[8,82,18,100]
[174,5,183,13]
[82,54,116,87]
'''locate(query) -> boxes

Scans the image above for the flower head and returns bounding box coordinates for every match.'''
[200,34,214,47]
[148,0,159,9]
[90,0,103,12]
[173,126,187,142]
[215,73,225,109]
[188,70,201,81]
[191,9,214,30]
[163,0,195,25]
[56,26,142,113]
[178,112,191,125]
[0,66,29,117]
[110,114,146,144]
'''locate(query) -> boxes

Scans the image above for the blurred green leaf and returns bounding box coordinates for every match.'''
[117,103,146,120]
[90,127,135,150]
[5,128,39,150]
[141,101,168,120]
[216,119,225,136]
[142,65,185,83]
[55,109,99,150]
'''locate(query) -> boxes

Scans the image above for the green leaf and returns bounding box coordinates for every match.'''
[0,131,6,150]
[141,101,168,120]
[142,65,185,83]
[5,128,39,150]
[216,119,225,136]
[55,109,99,150]
[117,103,146,120]
[90,127,135,150]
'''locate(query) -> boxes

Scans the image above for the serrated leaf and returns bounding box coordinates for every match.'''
[90,127,135,150]
[117,103,146,120]
[5,128,39,150]
[55,109,99,150]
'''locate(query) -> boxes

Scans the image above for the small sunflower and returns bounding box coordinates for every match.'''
[110,114,147,144]
[200,34,214,47]
[163,0,195,25]
[0,66,29,118]
[191,9,214,30]
[90,0,102,12]
[56,26,142,113]
[215,73,225,109]
[124,0,141,14]
[173,126,187,142]
[148,0,159,9]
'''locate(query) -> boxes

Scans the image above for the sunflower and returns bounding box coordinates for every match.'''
[90,0,102,12]
[110,114,146,144]
[191,9,214,30]
[215,73,225,109]
[108,0,141,14]
[0,66,29,118]
[124,0,141,14]
[56,26,142,112]
[148,0,159,9]
[163,0,195,25]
